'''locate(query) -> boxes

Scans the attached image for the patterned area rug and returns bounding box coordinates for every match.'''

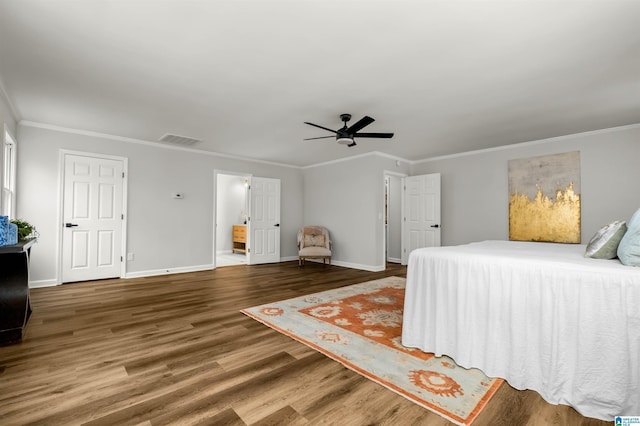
[241,276,502,425]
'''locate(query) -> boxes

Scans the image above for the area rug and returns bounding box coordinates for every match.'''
[241,276,502,425]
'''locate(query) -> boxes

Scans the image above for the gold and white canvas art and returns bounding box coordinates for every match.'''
[508,151,581,243]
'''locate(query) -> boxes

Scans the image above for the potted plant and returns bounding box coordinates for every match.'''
[10,219,36,242]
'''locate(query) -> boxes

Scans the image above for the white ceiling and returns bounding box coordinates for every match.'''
[1,1,639,167]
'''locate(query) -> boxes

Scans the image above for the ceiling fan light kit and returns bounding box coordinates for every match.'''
[304,113,394,147]
[336,137,355,145]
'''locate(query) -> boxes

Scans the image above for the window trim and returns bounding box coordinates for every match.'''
[2,125,17,219]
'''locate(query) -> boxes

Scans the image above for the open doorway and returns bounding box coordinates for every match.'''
[215,172,250,267]
[384,172,405,266]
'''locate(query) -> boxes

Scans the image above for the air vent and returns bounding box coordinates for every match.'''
[158,133,202,146]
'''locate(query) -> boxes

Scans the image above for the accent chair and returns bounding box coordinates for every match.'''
[297,226,331,266]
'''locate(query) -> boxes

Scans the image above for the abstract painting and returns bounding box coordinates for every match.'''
[509,151,581,243]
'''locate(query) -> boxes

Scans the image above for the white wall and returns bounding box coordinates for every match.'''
[216,173,247,253]
[16,124,303,284]
[16,117,640,283]
[303,153,410,271]
[411,124,640,246]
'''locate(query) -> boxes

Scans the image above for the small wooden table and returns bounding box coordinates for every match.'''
[0,239,36,345]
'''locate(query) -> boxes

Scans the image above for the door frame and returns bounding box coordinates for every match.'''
[57,150,129,284]
[212,169,252,269]
[381,170,407,270]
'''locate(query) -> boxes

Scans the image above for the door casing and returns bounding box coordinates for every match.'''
[382,171,407,268]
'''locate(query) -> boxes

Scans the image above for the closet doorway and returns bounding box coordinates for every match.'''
[215,172,250,267]
[383,172,405,267]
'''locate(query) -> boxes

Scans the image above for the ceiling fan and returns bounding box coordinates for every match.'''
[304,114,394,147]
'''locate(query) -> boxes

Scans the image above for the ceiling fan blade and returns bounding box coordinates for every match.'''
[304,122,338,134]
[303,135,336,141]
[353,132,394,138]
[346,116,374,134]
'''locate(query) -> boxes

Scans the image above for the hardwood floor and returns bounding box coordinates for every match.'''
[0,262,610,425]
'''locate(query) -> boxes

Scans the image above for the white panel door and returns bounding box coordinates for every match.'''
[62,154,124,283]
[401,173,441,264]
[248,177,281,265]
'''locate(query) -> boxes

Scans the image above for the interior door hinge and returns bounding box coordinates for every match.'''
[122,172,125,178]
[121,213,124,220]
[120,256,123,262]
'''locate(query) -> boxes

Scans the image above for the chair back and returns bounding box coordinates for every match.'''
[297,226,330,249]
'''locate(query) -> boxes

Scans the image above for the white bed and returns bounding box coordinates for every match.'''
[401,240,640,421]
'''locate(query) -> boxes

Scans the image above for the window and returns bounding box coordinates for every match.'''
[2,127,16,218]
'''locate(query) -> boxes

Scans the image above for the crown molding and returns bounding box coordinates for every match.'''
[19,119,640,170]
[18,120,415,169]
[301,150,412,169]
[413,122,640,164]
[0,75,21,122]
[18,120,300,169]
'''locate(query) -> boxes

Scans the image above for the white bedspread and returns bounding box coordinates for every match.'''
[401,240,640,421]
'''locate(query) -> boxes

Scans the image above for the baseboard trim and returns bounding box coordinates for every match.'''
[34,258,382,284]
[387,257,402,264]
[125,264,214,279]
[29,279,59,288]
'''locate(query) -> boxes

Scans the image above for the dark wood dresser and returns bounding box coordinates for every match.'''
[0,239,36,345]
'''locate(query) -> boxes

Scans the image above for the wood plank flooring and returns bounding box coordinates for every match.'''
[0,262,611,425]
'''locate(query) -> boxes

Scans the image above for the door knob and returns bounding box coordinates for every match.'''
[65,223,79,228]
[274,223,280,227]
[430,224,440,228]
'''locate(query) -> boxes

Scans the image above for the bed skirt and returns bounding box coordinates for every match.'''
[401,240,640,421]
